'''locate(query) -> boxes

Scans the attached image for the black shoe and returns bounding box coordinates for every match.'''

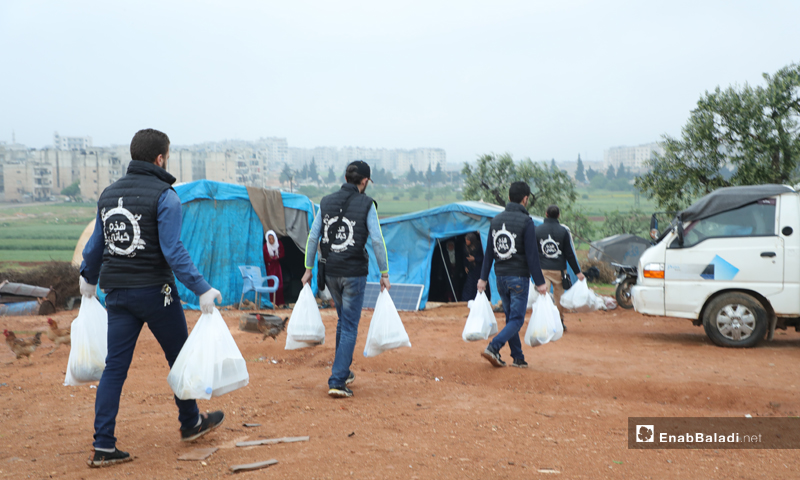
[481,347,506,367]
[345,371,355,385]
[180,411,225,442]
[87,448,132,468]
[511,358,529,368]
[561,322,567,333]
[328,386,353,398]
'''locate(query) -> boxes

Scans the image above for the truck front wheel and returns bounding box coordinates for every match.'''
[702,293,767,348]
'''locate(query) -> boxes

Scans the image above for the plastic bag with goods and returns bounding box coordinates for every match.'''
[462,292,498,341]
[524,293,563,347]
[560,279,604,313]
[168,308,249,400]
[285,284,326,350]
[64,296,109,386]
[363,290,411,357]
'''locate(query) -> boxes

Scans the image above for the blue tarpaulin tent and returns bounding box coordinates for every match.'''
[172,180,318,309]
[360,201,577,310]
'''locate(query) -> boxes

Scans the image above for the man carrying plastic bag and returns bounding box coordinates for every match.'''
[168,308,249,400]
[477,181,547,368]
[79,129,226,468]
[363,290,411,357]
[64,295,108,386]
[462,291,498,341]
[301,161,390,398]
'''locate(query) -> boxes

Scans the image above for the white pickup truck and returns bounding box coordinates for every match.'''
[632,184,799,348]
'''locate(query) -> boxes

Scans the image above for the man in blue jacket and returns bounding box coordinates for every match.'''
[80,129,224,467]
[478,181,547,368]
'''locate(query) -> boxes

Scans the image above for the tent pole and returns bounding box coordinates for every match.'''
[436,239,459,302]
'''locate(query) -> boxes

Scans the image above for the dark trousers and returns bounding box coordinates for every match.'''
[489,275,529,362]
[93,285,199,449]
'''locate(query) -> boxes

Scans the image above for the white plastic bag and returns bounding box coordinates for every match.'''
[285,284,326,349]
[64,295,108,386]
[462,292,498,341]
[524,294,562,347]
[526,280,538,310]
[363,290,411,357]
[168,308,249,400]
[560,279,603,313]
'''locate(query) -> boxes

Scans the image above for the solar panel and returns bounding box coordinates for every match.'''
[362,282,424,311]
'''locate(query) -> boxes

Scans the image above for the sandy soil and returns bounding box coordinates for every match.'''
[2,304,800,479]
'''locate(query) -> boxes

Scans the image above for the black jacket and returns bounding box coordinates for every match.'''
[318,183,374,277]
[535,217,581,273]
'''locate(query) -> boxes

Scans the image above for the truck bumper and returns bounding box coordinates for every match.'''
[632,285,665,316]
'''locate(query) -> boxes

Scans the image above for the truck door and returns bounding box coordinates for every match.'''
[664,198,783,318]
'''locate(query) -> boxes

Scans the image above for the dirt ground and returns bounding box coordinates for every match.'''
[2,304,800,479]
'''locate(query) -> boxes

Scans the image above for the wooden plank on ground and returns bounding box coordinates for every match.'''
[230,459,278,473]
[177,447,218,461]
[236,436,310,447]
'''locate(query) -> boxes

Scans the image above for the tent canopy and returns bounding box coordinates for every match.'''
[588,233,651,266]
[173,180,317,309]
[360,201,575,309]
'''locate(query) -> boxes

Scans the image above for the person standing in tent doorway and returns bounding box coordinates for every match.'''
[302,160,390,398]
[79,129,225,468]
[477,181,547,368]
[462,232,489,302]
[263,230,285,307]
[535,205,585,332]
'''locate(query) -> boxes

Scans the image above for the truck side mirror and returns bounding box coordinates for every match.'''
[676,217,684,247]
[649,214,659,240]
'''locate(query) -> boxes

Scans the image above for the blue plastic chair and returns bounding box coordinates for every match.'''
[238,265,279,309]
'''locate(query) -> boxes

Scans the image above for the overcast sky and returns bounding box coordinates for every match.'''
[1,0,798,164]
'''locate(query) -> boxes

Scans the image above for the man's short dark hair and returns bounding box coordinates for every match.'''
[345,165,365,185]
[547,205,560,219]
[130,129,170,163]
[508,181,532,204]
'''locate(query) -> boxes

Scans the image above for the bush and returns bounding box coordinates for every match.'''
[0,261,80,310]
[581,194,589,199]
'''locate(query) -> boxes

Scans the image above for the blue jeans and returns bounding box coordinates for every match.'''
[93,285,199,449]
[325,276,367,388]
[489,276,529,362]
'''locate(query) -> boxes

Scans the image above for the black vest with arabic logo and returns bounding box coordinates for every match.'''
[318,183,373,278]
[489,202,531,278]
[97,160,176,289]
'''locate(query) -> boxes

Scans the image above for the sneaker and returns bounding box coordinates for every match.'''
[87,448,132,468]
[481,347,506,368]
[345,371,355,385]
[328,386,354,398]
[511,358,529,368]
[180,411,225,442]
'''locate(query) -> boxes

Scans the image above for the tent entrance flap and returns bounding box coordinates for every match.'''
[428,234,468,303]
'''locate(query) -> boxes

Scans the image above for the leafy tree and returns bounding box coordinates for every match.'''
[409,185,424,200]
[308,157,319,183]
[435,186,449,200]
[575,155,586,183]
[279,164,294,187]
[561,207,595,244]
[550,158,557,170]
[425,164,433,185]
[616,163,628,179]
[636,62,800,212]
[326,166,337,184]
[433,162,446,184]
[589,174,608,189]
[606,164,616,180]
[586,167,598,181]
[61,180,80,201]
[600,209,650,239]
[461,153,577,217]
[407,165,418,184]
[299,163,309,181]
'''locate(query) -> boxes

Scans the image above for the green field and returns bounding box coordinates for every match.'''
[573,187,657,217]
[0,203,95,264]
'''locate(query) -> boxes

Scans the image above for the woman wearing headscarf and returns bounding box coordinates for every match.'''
[262,230,285,306]
[462,232,490,302]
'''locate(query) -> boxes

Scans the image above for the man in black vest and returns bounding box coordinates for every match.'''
[477,181,547,368]
[302,161,390,398]
[79,129,225,468]
[535,205,585,331]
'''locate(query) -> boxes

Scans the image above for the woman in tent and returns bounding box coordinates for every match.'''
[462,232,490,302]
[262,230,285,306]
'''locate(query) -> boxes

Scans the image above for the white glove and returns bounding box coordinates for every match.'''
[199,287,222,314]
[79,276,97,298]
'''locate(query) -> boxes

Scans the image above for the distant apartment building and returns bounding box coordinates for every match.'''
[603,142,664,171]
[288,145,446,174]
[53,131,92,150]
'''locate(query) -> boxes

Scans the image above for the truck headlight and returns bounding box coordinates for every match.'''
[643,263,665,279]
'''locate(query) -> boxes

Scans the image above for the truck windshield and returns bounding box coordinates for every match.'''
[677,199,776,248]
